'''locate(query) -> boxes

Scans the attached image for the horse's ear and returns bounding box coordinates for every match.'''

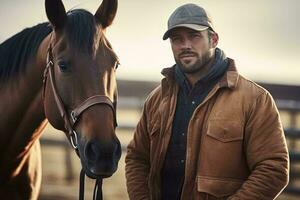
[94,0,118,29]
[45,0,67,30]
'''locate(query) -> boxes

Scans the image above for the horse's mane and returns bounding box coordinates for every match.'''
[0,22,52,82]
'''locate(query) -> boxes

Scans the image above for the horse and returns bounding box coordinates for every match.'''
[0,0,121,199]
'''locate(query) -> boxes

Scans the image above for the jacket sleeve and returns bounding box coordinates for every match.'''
[125,101,151,200]
[229,91,289,200]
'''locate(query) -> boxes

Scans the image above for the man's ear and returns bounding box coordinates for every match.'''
[210,31,219,48]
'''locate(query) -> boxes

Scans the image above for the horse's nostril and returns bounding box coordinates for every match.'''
[84,139,121,165]
[85,142,100,162]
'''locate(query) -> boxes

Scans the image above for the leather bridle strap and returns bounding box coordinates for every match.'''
[43,44,117,150]
[70,95,117,127]
[93,177,103,200]
[80,169,103,200]
[44,46,77,149]
[43,40,115,200]
[79,169,85,200]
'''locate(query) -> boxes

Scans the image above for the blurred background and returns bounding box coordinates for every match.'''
[1,0,299,199]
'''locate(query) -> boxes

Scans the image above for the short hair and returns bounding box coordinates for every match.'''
[207,29,215,39]
[207,29,216,45]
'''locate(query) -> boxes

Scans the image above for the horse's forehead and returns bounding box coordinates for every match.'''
[51,26,118,66]
[57,22,100,53]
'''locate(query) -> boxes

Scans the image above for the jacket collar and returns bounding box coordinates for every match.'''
[218,58,239,89]
[161,58,239,91]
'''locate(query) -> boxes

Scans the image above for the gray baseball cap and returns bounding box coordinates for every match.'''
[163,4,215,40]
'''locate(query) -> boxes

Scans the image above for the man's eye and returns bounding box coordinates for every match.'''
[191,33,202,38]
[171,37,181,43]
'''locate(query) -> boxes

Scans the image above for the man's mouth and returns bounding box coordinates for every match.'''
[179,53,197,58]
[181,55,194,58]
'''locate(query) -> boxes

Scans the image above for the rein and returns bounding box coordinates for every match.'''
[80,169,103,200]
[43,40,116,200]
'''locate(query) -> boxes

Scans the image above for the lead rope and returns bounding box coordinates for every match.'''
[79,169,103,200]
[93,178,103,200]
[79,169,85,200]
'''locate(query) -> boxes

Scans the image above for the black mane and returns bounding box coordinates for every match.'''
[0,22,52,82]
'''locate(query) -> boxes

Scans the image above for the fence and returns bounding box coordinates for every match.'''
[275,101,300,195]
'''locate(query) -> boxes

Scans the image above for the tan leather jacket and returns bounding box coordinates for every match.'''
[125,59,289,200]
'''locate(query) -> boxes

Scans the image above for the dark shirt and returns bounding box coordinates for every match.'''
[161,48,229,200]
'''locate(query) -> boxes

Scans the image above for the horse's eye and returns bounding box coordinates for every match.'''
[115,62,120,69]
[57,60,69,72]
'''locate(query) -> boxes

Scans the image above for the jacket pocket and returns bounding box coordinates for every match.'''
[196,176,243,199]
[207,120,243,142]
[200,120,246,181]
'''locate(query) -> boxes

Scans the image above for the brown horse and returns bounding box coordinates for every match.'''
[0,0,121,199]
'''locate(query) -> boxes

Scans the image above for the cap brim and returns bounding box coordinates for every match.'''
[163,24,209,40]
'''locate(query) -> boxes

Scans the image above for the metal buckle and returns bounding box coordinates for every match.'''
[71,111,77,124]
[70,130,78,150]
[48,60,54,66]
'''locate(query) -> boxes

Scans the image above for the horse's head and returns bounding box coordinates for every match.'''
[43,0,121,179]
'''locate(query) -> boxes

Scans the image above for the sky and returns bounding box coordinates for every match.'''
[0,0,299,85]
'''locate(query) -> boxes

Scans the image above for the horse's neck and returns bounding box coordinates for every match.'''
[0,35,50,167]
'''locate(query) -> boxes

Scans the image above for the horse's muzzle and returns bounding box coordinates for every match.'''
[78,137,121,179]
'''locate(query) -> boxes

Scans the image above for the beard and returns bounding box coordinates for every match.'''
[175,49,212,74]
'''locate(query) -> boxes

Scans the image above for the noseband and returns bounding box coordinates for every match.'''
[42,41,117,200]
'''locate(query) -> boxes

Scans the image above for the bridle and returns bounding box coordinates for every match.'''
[42,36,117,200]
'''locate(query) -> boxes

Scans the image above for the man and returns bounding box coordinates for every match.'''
[125,3,289,200]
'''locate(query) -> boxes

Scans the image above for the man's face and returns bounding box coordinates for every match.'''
[169,27,217,74]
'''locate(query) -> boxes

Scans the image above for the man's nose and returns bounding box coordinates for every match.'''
[180,38,192,50]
